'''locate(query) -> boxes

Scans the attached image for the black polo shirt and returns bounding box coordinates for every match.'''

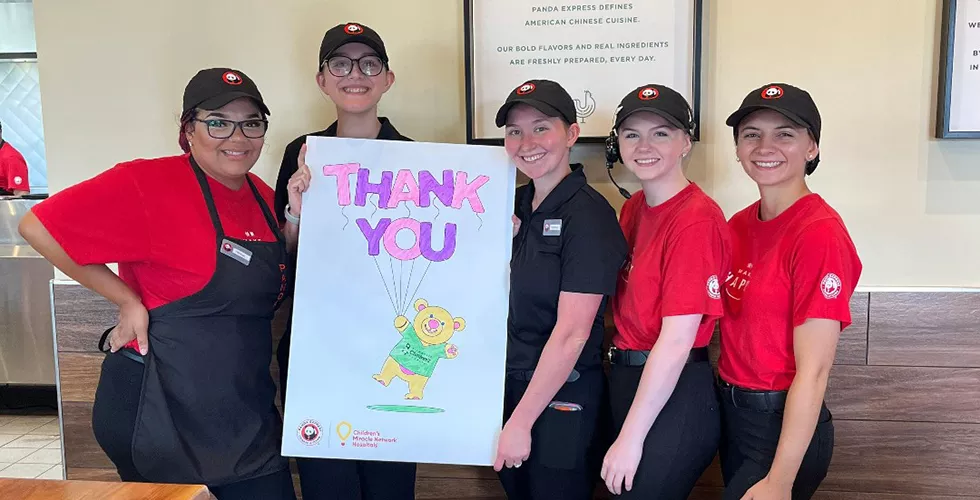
[508,164,627,373]
[273,117,411,217]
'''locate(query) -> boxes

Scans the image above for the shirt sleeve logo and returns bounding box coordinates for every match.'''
[820,273,842,299]
[13,176,23,185]
[707,275,721,299]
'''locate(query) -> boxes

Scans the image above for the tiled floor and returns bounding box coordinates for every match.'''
[0,415,64,480]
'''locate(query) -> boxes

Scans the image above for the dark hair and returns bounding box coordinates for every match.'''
[178,108,196,153]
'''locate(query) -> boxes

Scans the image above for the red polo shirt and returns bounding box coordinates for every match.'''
[0,141,30,193]
[611,182,732,351]
[718,194,862,391]
[31,154,279,350]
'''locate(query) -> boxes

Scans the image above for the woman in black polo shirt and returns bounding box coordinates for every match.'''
[491,79,627,500]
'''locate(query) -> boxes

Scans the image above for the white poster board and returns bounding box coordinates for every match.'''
[281,137,516,467]
[938,0,980,138]
[465,0,702,142]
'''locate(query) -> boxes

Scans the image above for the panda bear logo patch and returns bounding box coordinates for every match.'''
[297,419,322,446]
[344,23,364,35]
[761,85,784,100]
[516,82,536,95]
[638,87,659,100]
[222,71,243,86]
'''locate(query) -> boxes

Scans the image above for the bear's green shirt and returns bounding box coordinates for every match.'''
[390,325,449,377]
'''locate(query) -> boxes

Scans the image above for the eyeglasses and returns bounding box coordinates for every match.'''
[323,55,385,77]
[192,118,268,139]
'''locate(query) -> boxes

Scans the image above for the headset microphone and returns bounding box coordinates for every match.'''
[605,131,631,200]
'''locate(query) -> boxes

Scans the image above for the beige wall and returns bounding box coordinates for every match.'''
[33,0,980,287]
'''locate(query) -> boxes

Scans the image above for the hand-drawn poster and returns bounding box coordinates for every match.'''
[281,137,516,466]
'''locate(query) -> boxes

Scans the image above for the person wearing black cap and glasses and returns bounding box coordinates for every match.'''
[491,79,627,500]
[717,83,862,500]
[19,68,297,500]
[273,21,416,500]
[597,84,731,499]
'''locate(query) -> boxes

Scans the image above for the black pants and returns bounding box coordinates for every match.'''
[607,360,720,499]
[719,386,835,500]
[277,329,417,500]
[497,368,603,500]
[91,352,296,500]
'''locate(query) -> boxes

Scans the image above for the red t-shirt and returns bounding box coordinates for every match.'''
[611,182,732,350]
[718,194,862,391]
[0,142,30,193]
[32,154,279,349]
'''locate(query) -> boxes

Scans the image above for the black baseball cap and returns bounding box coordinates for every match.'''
[613,84,694,135]
[495,79,577,128]
[319,22,389,69]
[725,83,821,143]
[182,68,270,116]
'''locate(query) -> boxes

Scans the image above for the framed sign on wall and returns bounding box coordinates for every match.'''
[937,0,980,139]
[464,0,704,144]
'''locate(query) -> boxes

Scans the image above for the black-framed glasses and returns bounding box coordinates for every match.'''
[323,55,385,77]
[192,118,268,139]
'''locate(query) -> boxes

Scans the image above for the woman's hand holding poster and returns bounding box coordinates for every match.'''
[281,136,516,466]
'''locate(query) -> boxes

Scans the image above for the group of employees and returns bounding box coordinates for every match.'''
[18,20,862,500]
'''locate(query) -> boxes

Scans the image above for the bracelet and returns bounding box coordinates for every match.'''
[284,204,301,226]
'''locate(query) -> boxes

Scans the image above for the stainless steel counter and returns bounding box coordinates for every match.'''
[0,198,56,385]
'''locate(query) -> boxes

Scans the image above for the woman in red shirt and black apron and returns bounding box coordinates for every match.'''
[20,68,297,500]
[599,84,731,499]
[718,83,862,500]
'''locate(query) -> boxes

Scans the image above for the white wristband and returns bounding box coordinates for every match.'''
[284,204,300,226]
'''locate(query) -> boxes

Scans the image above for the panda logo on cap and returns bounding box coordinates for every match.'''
[761,85,784,100]
[223,71,243,86]
[516,82,536,95]
[638,87,659,100]
[344,23,364,35]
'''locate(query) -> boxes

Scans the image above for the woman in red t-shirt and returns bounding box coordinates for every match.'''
[718,83,862,500]
[598,84,731,499]
[19,68,299,500]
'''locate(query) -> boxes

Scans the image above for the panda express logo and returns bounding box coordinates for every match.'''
[222,71,243,86]
[706,275,721,300]
[761,85,784,100]
[516,82,536,95]
[344,23,364,35]
[638,87,659,100]
[298,419,322,446]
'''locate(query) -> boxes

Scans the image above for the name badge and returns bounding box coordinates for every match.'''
[542,219,562,237]
[220,239,252,266]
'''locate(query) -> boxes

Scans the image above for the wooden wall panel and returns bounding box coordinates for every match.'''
[826,365,980,423]
[53,284,980,499]
[53,284,116,353]
[823,420,980,496]
[868,292,980,367]
[62,401,114,470]
[58,352,103,403]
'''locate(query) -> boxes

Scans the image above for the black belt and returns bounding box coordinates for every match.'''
[507,368,581,383]
[717,380,787,411]
[606,346,709,367]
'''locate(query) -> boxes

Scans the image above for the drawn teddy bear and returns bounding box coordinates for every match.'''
[372,298,465,400]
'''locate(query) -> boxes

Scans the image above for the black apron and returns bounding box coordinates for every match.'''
[124,157,289,486]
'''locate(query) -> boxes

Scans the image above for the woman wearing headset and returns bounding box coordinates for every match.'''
[598,84,730,499]
[274,21,415,500]
[490,79,627,500]
[718,83,862,500]
[19,68,296,500]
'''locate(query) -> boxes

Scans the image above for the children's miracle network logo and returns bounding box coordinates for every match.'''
[331,421,398,449]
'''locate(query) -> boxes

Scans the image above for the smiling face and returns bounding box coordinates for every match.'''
[617,111,691,183]
[316,42,394,115]
[411,299,465,346]
[735,109,819,188]
[184,97,265,187]
[503,104,579,181]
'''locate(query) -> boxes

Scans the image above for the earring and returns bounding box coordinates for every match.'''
[735,156,741,162]
[807,155,813,160]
